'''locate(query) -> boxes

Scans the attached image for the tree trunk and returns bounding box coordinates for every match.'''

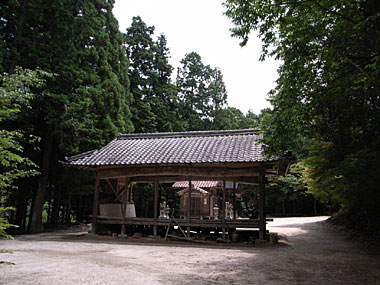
[21,197,29,232]
[50,186,61,226]
[29,130,54,233]
[14,191,26,229]
[65,194,71,224]
[8,0,30,74]
[27,192,35,232]
[46,190,52,224]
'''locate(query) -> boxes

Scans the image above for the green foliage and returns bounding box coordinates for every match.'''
[132,184,154,218]
[125,17,183,133]
[224,0,380,232]
[303,141,380,231]
[1,0,134,232]
[2,0,134,151]
[212,107,246,130]
[0,207,18,239]
[176,52,228,131]
[0,68,47,194]
[268,164,305,200]
[211,107,271,130]
[55,0,134,151]
[0,207,17,265]
[238,185,259,218]
[0,66,48,247]
[266,163,309,215]
[152,35,185,132]
[0,261,15,265]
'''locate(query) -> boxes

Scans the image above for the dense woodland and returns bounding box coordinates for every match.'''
[1,0,379,237]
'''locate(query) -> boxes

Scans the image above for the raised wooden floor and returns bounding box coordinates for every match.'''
[96,216,272,229]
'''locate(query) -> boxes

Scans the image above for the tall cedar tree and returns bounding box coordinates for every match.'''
[125,16,183,133]
[176,52,228,131]
[151,34,184,132]
[0,0,133,233]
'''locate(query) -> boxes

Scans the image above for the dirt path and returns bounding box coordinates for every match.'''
[1,216,379,284]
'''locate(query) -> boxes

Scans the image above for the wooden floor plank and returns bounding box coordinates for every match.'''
[94,216,270,229]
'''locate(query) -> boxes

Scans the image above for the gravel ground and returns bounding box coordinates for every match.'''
[1,216,379,284]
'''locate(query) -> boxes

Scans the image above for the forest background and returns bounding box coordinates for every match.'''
[1,0,379,237]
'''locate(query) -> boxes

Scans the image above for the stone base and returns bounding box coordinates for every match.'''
[147,235,161,240]
[255,239,267,245]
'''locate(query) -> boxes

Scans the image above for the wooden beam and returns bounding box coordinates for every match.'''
[200,192,203,219]
[153,178,158,236]
[258,163,266,241]
[127,182,132,203]
[98,161,262,169]
[118,177,128,185]
[222,179,226,240]
[233,181,237,219]
[115,185,126,202]
[187,177,191,234]
[91,175,100,234]
[105,179,117,197]
[121,178,130,235]
[98,166,260,179]
[129,176,259,184]
[96,216,263,228]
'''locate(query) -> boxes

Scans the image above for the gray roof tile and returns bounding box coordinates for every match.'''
[64,129,273,167]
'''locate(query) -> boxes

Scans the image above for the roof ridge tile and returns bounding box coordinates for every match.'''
[117,129,259,140]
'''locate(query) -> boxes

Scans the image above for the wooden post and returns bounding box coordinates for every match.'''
[153,178,159,236]
[121,178,129,235]
[121,187,126,235]
[91,175,100,234]
[200,192,202,219]
[258,163,266,240]
[233,181,237,219]
[129,182,135,203]
[187,178,191,234]
[222,179,226,240]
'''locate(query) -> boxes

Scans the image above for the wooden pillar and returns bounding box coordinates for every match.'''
[222,179,226,240]
[91,175,100,234]
[153,178,159,236]
[200,192,203,219]
[121,178,129,235]
[258,163,266,240]
[129,182,135,203]
[121,187,126,235]
[187,178,191,234]
[233,181,237,219]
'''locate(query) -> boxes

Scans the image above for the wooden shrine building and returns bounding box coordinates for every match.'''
[174,181,238,220]
[62,129,289,241]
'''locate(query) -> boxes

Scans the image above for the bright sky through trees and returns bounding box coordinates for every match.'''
[113,0,279,114]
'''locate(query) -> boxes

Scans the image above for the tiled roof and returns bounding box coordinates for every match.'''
[172,181,238,189]
[177,186,210,196]
[63,129,272,167]
[172,181,219,188]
